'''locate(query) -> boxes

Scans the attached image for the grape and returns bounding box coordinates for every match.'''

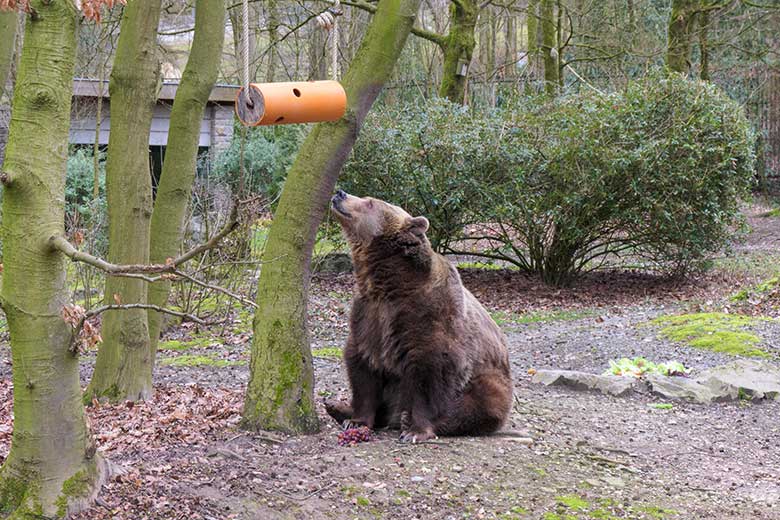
[337,426,372,446]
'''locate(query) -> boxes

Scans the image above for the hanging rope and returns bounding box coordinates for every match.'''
[315,0,342,80]
[241,0,251,91]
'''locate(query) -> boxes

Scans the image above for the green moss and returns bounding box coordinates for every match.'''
[651,312,771,357]
[758,207,780,218]
[159,354,244,368]
[0,475,28,513]
[312,347,342,359]
[731,276,779,302]
[589,509,618,520]
[648,403,674,410]
[634,505,677,518]
[556,494,589,511]
[356,496,371,507]
[457,261,518,271]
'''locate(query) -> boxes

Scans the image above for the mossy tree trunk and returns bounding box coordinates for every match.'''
[242,0,422,433]
[540,0,558,96]
[698,8,710,80]
[86,0,163,402]
[147,0,226,356]
[0,9,17,96]
[438,0,478,103]
[666,0,698,74]
[0,2,105,516]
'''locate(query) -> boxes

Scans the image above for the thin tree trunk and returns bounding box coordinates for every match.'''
[527,0,539,80]
[505,11,517,79]
[147,0,226,355]
[266,0,279,82]
[242,0,422,433]
[0,2,106,516]
[308,18,328,80]
[0,10,17,96]
[439,0,478,103]
[93,58,105,201]
[540,0,558,95]
[666,0,697,74]
[698,8,710,80]
[86,0,163,403]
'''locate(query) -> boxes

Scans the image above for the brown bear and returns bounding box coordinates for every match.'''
[325,190,513,443]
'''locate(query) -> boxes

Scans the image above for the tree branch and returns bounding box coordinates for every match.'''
[50,202,240,275]
[340,0,447,46]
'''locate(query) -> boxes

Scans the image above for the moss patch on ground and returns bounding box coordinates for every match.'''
[651,312,771,357]
[159,354,244,368]
[312,347,342,359]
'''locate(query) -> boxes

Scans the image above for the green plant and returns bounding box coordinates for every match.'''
[210,124,307,198]
[603,357,688,377]
[65,146,106,222]
[343,73,756,286]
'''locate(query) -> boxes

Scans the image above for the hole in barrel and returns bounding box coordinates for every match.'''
[275,116,285,123]
[292,88,301,97]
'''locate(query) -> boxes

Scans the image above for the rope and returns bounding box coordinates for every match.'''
[242,0,250,90]
[315,0,341,80]
[331,0,340,80]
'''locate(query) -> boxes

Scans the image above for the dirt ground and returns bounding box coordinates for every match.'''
[1,204,779,520]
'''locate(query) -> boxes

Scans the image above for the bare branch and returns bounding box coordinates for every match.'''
[50,202,240,275]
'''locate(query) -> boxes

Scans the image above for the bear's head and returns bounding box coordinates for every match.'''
[330,190,430,263]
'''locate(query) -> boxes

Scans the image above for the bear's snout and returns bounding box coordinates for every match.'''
[331,189,351,218]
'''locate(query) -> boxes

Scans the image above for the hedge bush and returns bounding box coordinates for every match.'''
[341,73,756,285]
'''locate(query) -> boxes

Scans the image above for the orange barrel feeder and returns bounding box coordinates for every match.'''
[235,80,347,126]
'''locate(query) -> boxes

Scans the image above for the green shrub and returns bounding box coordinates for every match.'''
[342,73,756,285]
[211,124,307,198]
[66,147,105,222]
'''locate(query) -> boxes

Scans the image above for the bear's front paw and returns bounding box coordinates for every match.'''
[399,428,437,444]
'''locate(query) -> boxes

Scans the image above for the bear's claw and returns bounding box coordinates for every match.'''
[399,429,437,444]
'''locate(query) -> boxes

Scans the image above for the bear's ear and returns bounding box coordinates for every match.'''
[409,216,429,235]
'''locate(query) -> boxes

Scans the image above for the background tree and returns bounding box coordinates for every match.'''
[242,0,423,433]
[0,1,106,516]
[666,0,699,74]
[86,0,163,402]
[0,9,16,97]
[147,0,227,356]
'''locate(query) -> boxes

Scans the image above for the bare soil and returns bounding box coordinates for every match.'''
[1,205,779,520]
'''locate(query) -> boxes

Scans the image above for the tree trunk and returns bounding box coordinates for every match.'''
[0,10,17,96]
[242,0,422,433]
[698,8,710,80]
[666,0,697,74]
[147,0,226,355]
[266,0,279,82]
[505,11,517,79]
[540,0,558,96]
[86,0,163,403]
[0,2,106,516]
[438,0,478,103]
[526,0,539,80]
[308,18,328,80]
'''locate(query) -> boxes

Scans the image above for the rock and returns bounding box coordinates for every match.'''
[410,476,425,483]
[644,373,724,404]
[603,476,625,488]
[532,370,638,397]
[647,360,780,403]
[696,360,780,400]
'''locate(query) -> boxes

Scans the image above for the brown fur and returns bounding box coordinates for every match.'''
[326,191,513,441]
